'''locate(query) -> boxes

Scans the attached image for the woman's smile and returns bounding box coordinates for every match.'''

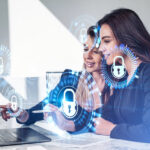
[85,61,95,68]
[83,35,102,73]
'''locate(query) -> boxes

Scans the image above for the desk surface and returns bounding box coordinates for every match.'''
[0,120,150,150]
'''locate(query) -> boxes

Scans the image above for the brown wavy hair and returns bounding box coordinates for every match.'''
[97,8,150,62]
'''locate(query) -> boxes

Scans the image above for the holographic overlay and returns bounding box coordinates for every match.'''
[101,44,138,89]
[89,25,101,51]
[78,69,102,132]
[94,25,101,49]
[83,26,101,54]
[0,45,10,75]
[61,88,78,119]
[0,78,24,117]
[69,15,96,44]
[43,70,102,134]
[44,71,80,119]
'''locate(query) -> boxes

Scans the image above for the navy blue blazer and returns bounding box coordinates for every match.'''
[102,62,150,143]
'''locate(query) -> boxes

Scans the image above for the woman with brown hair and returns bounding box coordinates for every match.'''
[94,8,150,143]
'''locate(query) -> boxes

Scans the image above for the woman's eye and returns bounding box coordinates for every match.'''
[104,40,110,43]
[83,48,89,52]
[93,50,99,54]
[93,48,101,54]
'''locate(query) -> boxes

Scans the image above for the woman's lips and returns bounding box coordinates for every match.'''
[86,62,95,68]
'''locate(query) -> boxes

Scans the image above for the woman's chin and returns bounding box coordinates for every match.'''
[106,59,113,65]
[86,67,94,73]
[86,68,101,73]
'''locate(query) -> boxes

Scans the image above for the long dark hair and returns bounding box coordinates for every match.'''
[97,8,150,62]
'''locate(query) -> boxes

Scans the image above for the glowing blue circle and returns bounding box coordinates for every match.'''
[69,15,96,44]
[43,70,102,133]
[101,44,138,89]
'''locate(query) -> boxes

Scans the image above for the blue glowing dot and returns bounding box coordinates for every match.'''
[97,25,100,31]
[94,28,98,33]
[97,37,101,44]
[43,99,49,104]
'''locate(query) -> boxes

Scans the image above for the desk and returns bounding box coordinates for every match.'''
[0,120,150,150]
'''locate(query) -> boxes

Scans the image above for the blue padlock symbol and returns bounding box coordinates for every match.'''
[10,95,18,111]
[111,56,126,79]
[79,27,87,44]
[61,89,78,118]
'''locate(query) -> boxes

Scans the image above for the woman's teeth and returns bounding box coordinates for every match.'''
[86,62,95,67]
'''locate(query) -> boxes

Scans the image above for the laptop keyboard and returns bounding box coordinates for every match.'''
[0,127,51,146]
[0,130,22,142]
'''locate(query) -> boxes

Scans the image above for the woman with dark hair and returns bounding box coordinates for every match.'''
[94,8,150,143]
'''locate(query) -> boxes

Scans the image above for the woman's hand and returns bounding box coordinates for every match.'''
[94,117,116,136]
[0,103,27,123]
[0,104,11,121]
[44,104,75,132]
[16,109,29,123]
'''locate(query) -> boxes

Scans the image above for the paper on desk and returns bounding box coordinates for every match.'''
[36,121,111,148]
[51,133,111,148]
[35,117,71,139]
[27,146,47,150]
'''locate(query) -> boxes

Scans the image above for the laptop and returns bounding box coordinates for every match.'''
[0,127,51,146]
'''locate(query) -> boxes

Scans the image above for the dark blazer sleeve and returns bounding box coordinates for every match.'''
[101,93,117,124]
[110,64,150,143]
[16,100,45,125]
[17,69,80,125]
[73,105,90,132]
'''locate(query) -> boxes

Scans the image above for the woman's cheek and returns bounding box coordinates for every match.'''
[106,56,113,65]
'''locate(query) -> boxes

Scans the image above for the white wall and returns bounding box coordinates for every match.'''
[40,0,150,33]
[8,0,83,77]
[7,0,150,77]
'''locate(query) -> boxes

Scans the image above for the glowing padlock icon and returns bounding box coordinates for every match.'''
[61,89,78,118]
[79,28,87,44]
[10,95,18,111]
[0,57,4,75]
[111,56,126,79]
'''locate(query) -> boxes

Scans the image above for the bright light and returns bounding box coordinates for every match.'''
[8,0,83,77]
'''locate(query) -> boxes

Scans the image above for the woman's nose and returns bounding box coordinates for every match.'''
[98,43,103,52]
[98,44,106,54]
[86,50,93,59]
